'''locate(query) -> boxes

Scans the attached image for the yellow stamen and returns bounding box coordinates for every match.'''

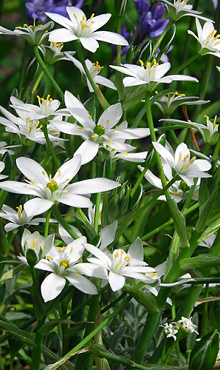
[30,179,35,185]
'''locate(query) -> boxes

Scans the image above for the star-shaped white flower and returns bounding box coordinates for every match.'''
[10,95,69,121]
[46,6,128,53]
[110,59,198,90]
[52,91,150,164]
[161,115,219,145]
[18,229,54,266]
[0,155,120,216]
[65,55,116,92]
[35,239,98,302]
[79,238,158,292]
[188,18,220,57]
[154,92,208,116]
[0,203,46,232]
[153,142,212,186]
[161,0,213,22]
[138,166,199,203]
[0,21,54,46]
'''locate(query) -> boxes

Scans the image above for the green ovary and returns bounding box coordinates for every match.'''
[94,125,105,136]
[46,179,59,193]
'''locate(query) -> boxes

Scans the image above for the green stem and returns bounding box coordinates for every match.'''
[33,46,63,99]
[47,296,131,368]
[31,318,46,370]
[41,121,60,168]
[145,91,189,247]
[130,231,201,365]
[44,210,51,238]
[76,42,110,110]
[52,205,80,239]
[164,340,177,365]
[171,53,200,75]
[130,165,148,198]
[31,70,44,103]
[149,21,172,61]
[94,192,101,233]
[213,138,220,161]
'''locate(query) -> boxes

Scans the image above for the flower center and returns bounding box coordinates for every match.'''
[50,42,63,52]
[60,259,69,269]
[139,58,158,76]
[94,125,105,136]
[91,61,104,74]
[46,178,59,193]
[112,249,131,273]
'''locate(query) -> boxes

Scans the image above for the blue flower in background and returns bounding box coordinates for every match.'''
[133,0,169,45]
[26,0,84,22]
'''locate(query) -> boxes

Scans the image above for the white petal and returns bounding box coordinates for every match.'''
[41,273,66,302]
[66,273,97,294]
[100,220,118,250]
[92,31,129,46]
[54,155,82,184]
[59,193,92,208]
[67,178,120,194]
[128,237,144,261]
[109,271,125,291]
[49,28,78,43]
[16,157,49,185]
[99,103,122,130]
[79,37,99,53]
[24,198,54,217]
[74,141,99,165]
[0,181,38,196]
[76,262,108,279]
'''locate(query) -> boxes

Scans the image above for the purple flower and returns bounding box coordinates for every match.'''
[26,0,84,22]
[133,0,169,45]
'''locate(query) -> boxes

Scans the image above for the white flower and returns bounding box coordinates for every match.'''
[80,238,158,292]
[0,22,54,46]
[0,203,46,232]
[0,162,8,180]
[0,104,46,144]
[18,229,55,266]
[39,42,76,65]
[0,155,120,216]
[65,55,116,92]
[138,166,199,203]
[188,18,220,57]
[10,95,69,121]
[176,316,198,335]
[52,91,150,164]
[110,59,198,90]
[153,142,212,186]
[161,0,213,22]
[163,322,178,341]
[154,92,209,116]
[46,6,128,53]
[161,115,220,145]
[35,239,98,302]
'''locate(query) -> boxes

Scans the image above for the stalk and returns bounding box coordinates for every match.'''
[41,120,60,169]
[76,42,110,110]
[33,46,63,99]
[52,205,80,239]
